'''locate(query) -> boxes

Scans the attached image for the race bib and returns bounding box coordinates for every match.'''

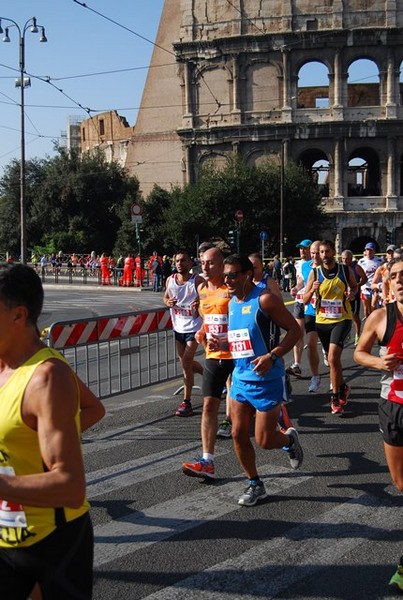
[228,328,255,359]
[320,299,343,319]
[204,314,228,340]
[173,303,193,318]
[0,466,27,528]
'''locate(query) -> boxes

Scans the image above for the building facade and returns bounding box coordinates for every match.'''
[82,0,403,252]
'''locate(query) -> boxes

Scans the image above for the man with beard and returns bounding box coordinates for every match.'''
[304,240,358,415]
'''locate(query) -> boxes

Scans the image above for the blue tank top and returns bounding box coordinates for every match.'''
[301,259,315,316]
[228,286,284,382]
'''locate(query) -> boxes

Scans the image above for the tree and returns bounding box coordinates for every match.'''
[161,155,326,255]
[0,148,141,258]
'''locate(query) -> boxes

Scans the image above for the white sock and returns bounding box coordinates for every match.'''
[203,453,214,462]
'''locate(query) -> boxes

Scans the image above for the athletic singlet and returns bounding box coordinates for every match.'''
[0,347,90,548]
[295,259,310,303]
[228,286,283,382]
[358,256,383,292]
[301,259,316,317]
[315,263,352,324]
[166,274,202,334]
[198,284,232,360]
[380,302,403,404]
[255,273,270,290]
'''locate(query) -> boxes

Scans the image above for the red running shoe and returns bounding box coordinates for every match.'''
[182,458,217,479]
[175,401,194,417]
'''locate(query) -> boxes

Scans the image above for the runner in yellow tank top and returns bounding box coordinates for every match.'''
[0,264,104,600]
[304,240,357,416]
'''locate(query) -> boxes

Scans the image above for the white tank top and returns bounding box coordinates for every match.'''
[167,274,202,333]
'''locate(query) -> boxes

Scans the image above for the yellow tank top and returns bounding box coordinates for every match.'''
[199,284,232,360]
[315,264,352,325]
[0,347,90,548]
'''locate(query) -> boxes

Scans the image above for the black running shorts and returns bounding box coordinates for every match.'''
[0,512,93,600]
[315,319,352,354]
[378,396,403,446]
[202,358,234,399]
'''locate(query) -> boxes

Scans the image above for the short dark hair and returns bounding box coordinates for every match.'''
[319,239,335,251]
[0,264,43,325]
[224,254,254,273]
[175,250,192,260]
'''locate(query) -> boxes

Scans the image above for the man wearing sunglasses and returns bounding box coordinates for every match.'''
[223,254,303,506]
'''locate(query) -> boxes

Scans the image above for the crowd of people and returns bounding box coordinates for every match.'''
[1,236,403,597]
[163,237,403,593]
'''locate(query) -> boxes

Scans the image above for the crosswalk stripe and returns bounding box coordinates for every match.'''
[141,492,396,599]
[93,464,311,567]
[87,443,231,498]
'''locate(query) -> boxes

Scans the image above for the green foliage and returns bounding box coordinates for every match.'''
[0,148,141,258]
[159,155,326,256]
[0,150,326,260]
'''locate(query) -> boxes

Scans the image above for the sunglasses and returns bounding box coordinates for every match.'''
[224,270,243,280]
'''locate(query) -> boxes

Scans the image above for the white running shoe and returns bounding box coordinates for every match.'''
[308,375,321,393]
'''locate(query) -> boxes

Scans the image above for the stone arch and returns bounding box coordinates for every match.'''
[245,149,279,168]
[296,60,330,108]
[297,147,331,196]
[198,151,228,169]
[244,59,281,113]
[347,146,381,196]
[194,63,233,124]
[347,58,380,106]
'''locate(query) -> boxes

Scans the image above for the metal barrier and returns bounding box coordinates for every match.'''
[47,308,182,398]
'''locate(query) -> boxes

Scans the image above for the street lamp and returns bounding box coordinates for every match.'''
[279,140,285,261]
[0,16,47,264]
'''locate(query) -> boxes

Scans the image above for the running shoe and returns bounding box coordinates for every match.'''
[238,480,267,506]
[217,418,232,438]
[284,427,304,469]
[322,350,329,367]
[339,383,350,407]
[175,401,194,417]
[389,559,403,593]
[182,458,217,479]
[308,375,321,393]
[286,364,302,378]
[330,394,343,415]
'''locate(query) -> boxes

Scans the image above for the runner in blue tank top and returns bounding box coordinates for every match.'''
[222,254,303,507]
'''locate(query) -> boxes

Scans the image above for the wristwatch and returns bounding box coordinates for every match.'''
[269,352,279,363]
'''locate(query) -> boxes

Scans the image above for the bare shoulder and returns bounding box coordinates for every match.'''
[24,358,77,416]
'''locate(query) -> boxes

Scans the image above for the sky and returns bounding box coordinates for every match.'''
[0,0,165,174]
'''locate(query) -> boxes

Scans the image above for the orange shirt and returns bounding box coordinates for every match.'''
[198,284,232,360]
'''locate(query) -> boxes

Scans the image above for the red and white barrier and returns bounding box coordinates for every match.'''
[48,309,172,349]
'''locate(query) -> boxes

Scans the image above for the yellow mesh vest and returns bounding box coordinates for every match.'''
[315,264,353,325]
[0,347,90,548]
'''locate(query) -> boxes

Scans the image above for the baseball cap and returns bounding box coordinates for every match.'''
[386,244,397,252]
[364,242,376,250]
[296,239,313,249]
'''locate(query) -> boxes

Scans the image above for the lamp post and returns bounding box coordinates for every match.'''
[279,140,285,261]
[0,16,47,264]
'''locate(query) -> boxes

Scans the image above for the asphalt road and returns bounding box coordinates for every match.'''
[42,284,403,599]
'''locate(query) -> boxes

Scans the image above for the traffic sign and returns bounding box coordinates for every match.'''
[260,230,268,241]
[131,215,143,224]
[235,209,244,222]
[131,203,142,216]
